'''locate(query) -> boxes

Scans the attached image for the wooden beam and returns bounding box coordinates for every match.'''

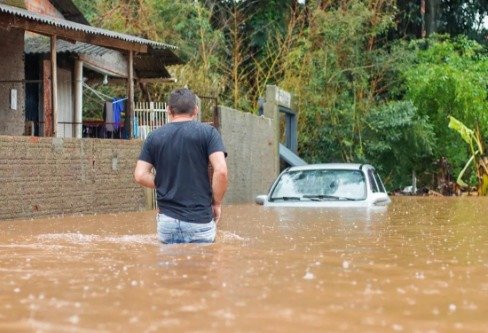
[51,35,58,137]
[79,52,128,78]
[0,13,148,53]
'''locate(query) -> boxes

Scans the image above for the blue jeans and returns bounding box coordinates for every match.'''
[156,213,216,244]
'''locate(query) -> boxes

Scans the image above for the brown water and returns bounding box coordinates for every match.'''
[0,197,487,333]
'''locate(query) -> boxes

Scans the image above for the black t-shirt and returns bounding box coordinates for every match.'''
[138,121,225,223]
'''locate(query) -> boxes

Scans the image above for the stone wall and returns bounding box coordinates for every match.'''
[0,27,25,136]
[0,136,146,220]
[219,106,277,203]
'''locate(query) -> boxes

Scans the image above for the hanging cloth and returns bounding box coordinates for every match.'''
[112,98,127,130]
[105,101,114,132]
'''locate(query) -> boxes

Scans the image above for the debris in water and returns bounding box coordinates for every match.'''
[342,261,350,269]
[68,315,80,324]
[303,271,315,280]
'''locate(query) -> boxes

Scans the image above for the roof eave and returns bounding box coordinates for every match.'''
[0,3,179,55]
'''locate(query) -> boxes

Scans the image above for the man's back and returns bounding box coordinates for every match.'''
[139,121,225,223]
[134,87,227,244]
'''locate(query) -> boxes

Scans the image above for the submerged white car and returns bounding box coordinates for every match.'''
[255,163,391,207]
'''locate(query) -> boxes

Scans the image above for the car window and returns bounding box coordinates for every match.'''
[368,169,379,193]
[270,169,367,200]
[374,172,387,193]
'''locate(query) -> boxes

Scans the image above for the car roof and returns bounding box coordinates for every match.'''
[286,163,374,172]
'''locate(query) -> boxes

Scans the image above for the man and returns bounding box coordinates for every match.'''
[134,88,228,244]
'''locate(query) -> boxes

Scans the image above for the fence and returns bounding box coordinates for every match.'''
[133,102,168,140]
[132,102,169,210]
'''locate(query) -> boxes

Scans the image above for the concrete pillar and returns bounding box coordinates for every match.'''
[74,59,83,139]
[263,85,280,178]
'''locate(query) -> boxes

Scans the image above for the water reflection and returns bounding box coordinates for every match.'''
[0,197,486,332]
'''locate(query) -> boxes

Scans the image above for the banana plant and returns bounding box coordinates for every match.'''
[448,116,488,195]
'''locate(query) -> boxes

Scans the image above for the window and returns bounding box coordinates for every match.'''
[270,169,367,201]
[368,169,379,193]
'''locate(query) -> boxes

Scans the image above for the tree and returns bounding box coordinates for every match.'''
[394,0,488,44]
[279,0,399,163]
[401,35,488,177]
[363,101,434,188]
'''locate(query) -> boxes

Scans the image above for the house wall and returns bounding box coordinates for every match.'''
[24,0,64,18]
[0,106,280,219]
[0,136,147,220]
[219,106,277,203]
[0,27,25,136]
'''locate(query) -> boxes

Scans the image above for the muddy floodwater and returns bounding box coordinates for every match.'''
[0,197,487,332]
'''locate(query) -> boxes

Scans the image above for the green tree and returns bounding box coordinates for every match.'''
[279,0,398,163]
[72,0,226,99]
[363,101,435,188]
[401,35,488,176]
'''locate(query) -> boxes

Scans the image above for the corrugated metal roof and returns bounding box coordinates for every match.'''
[0,3,176,50]
[24,36,175,79]
[25,36,114,56]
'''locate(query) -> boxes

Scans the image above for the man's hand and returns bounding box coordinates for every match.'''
[212,204,222,224]
[209,151,228,224]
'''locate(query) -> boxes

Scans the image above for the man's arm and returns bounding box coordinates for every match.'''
[209,151,228,223]
[134,160,156,189]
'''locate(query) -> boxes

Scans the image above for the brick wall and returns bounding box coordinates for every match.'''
[0,136,146,220]
[24,0,63,18]
[0,107,279,218]
[0,27,25,136]
[219,106,277,203]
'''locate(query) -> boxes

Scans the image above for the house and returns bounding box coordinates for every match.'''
[0,0,279,221]
[0,0,182,138]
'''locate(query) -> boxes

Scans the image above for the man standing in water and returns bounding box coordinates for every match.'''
[134,88,228,243]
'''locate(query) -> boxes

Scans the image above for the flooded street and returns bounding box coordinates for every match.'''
[0,197,487,332]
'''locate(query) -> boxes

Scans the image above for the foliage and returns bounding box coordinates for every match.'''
[70,0,488,191]
[448,116,487,195]
[401,35,488,177]
[363,101,434,188]
[279,0,398,163]
[73,0,226,98]
[392,0,488,45]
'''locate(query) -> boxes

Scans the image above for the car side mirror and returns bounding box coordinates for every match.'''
[255,195,267,205]
[370,192,391,205]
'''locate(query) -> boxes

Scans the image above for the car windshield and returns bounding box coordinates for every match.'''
[269,169,367,201]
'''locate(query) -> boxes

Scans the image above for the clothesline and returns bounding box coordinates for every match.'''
[82,82,112,101]
[82,83,127,104]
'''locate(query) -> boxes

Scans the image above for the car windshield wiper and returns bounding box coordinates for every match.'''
[270,196,302,202]
[302,194,359,201]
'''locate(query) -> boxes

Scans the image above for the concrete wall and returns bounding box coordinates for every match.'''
[220,106,277,203]
[0,27,25,136]
[0,136,146,220]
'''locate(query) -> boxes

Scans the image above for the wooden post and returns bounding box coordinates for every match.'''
[74,59,83,138]
[42,59,53,137]
[51,35,58,137]
[126,50,134,139]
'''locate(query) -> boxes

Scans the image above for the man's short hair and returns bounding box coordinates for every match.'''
[168,88,197,115]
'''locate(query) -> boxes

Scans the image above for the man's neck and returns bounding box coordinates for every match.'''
[171,114,194,122]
